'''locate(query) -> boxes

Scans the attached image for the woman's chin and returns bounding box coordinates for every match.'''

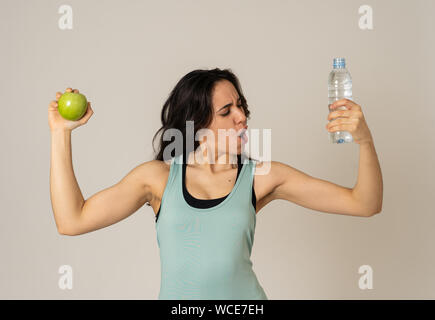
[230,144,243,156]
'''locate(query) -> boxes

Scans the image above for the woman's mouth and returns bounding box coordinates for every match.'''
[238,129,248,144]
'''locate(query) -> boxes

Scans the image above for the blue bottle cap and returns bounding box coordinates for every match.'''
[333,58,346,69]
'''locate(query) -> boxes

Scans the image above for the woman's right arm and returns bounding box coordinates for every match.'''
[49,88,155,236]
[50,129,85,235]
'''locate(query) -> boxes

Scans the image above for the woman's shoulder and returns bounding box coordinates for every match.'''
[140,158,172,175]
[136,158,174,207]
[129,159,172,189]
[253,159,292,176]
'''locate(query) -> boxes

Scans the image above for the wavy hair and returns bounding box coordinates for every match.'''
[152,68,253,164]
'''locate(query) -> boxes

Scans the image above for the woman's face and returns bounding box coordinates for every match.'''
[201,80,248,160]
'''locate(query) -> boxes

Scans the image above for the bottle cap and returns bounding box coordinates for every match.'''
[333,57,346,69]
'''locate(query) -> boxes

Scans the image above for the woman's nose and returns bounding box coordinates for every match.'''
[234,108,246,122]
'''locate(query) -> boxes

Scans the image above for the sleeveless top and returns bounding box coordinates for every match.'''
[155,154,268,300]
[154,154,256,222]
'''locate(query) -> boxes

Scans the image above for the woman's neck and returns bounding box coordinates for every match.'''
[185,147,238,174]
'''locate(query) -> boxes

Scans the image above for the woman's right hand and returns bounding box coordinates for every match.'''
[48,87,94,132]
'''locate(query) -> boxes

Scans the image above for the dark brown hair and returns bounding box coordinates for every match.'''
[152,68,253,164]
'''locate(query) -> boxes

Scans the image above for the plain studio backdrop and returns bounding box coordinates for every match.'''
[0,0,434,299]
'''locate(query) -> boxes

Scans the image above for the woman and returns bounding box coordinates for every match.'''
[48,68,383,300]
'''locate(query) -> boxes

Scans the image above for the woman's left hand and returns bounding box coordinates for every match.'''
[326,98,373,145]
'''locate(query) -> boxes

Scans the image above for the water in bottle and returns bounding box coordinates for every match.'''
[328,57,354,144]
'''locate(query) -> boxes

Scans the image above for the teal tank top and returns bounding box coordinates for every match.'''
[155,154,268,300]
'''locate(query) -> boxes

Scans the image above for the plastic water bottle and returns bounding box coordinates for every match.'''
[328,57,354,144]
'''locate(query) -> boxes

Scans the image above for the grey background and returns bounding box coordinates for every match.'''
[1,0,434,299]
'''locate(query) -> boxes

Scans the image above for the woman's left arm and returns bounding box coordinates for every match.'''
[265,98,383,217]
[327,98,383,215]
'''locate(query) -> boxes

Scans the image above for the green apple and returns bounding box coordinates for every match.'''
[58,92,88,121]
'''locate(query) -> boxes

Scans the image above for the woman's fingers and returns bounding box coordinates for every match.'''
[49,100,58,110]
[330,98,361,111]
[327,124,356,133]
[64,88,79,93]
[328,110,352,121]
[326,118,358,131]
[79,102,93,124]
[56,92,62,100]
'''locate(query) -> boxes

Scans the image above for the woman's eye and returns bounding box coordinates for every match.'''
[222,104,243,116]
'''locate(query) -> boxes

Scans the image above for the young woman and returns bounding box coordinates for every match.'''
[48,68,383,300]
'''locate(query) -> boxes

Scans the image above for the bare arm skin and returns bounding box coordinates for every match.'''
[351,141,383,215]
[49,88,160,236]
[50,129,86,234]
[49,87,94,234]
[51,129,162,235]
[253,98,383,216]
[254,154,382,217]
[62,161,159,236]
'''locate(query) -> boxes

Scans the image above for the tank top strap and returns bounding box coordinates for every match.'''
[177,154,255,188]
[169,153,255,210]
[158,155,179,209]
[235,155,257,205]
